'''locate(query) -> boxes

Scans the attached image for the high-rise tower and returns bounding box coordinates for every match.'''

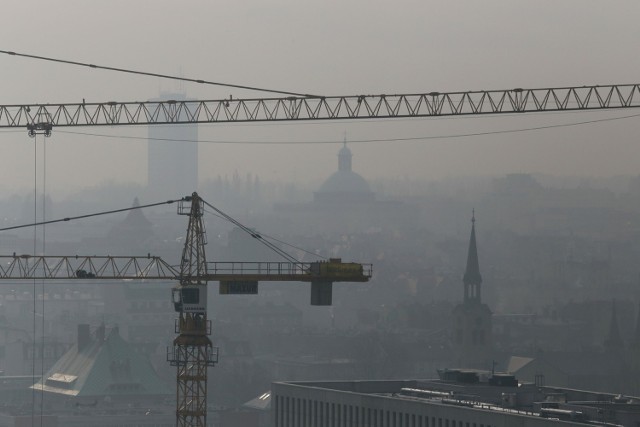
[452,211,493,369]
[147,92,198,198]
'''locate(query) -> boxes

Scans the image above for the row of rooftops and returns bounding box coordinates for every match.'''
[276,369,640,426]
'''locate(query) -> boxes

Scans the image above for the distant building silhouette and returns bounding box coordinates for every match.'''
[313,138,374,204]
[104,197,155,252]
[452,211,493,369]
[147,91,198,198]
[273,136,416,235]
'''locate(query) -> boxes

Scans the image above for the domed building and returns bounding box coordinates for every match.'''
[272,137,416,235]
[314,142,375,204]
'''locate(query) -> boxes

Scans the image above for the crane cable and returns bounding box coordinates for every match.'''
[28,130,48,427]
[203,206,326,261]
[0,199,181,233]
[0,49,318,98]
[31,131,37,427]
[39,134,47,427]
[200,199,304,265]
[39,134,46,426]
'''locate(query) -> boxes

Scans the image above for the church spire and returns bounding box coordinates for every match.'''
[338,134,352,172]
[463,210,482,303]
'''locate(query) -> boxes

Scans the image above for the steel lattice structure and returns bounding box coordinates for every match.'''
[0,256,372,282]
[2,82,637,427]
[169,343,217,426]
[1,84,640,128]
[168,193,213,427]
[0,255,178,280]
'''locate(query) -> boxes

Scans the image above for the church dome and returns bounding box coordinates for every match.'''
[317,170,372,194]
[314,140,374,203]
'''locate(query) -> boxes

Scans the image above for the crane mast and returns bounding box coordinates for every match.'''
[168,193,215,427]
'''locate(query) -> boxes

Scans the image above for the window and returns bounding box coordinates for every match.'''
[182,287,199,304]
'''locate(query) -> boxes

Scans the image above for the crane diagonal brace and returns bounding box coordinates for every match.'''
[2,84,639,128]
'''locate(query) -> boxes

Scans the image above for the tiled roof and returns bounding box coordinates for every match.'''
[32,326,170,397]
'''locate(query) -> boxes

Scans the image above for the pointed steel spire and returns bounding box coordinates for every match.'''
[463,210,482,287]
[338,134,352,172]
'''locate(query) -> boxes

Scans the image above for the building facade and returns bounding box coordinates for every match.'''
[272,376,640,427]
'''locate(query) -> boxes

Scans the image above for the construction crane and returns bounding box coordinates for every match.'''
[0,84,639,129]
[1,192,371,426]
[1,82,639,426]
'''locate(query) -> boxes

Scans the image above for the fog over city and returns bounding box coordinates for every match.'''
[1,1,640,196]
[1,1,640,426]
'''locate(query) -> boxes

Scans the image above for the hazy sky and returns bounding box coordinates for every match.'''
[1,0,640,197]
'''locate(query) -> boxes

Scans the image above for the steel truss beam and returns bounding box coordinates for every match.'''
[0,255,178,280]
[1,84,639,128]
[0,256,372,282]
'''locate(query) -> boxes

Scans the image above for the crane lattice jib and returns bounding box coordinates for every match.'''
[1,84,640,128]
[0,256,372,282]
[0,255,179,280]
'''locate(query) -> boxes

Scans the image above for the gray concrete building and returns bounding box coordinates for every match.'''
[272,372,640,426]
